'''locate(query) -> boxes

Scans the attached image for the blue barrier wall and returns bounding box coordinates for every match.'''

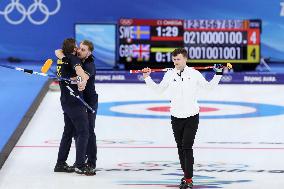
[0,64,48,152]
[0,0,284,62]
[94,70,284,84]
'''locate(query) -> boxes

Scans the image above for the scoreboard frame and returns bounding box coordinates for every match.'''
[118,18,261,69]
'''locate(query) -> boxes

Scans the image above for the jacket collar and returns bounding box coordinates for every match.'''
[174,66,191,75]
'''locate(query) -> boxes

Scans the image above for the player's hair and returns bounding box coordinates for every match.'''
[172,48,188,58]
[81,40,94,52]
[62,38,76,55]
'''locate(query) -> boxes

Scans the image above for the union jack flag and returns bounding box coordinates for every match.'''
[132,44,150,61]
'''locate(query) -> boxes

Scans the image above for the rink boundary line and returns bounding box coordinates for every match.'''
[14,145,284,150]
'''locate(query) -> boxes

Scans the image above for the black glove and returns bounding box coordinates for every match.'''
[213,64,223,75]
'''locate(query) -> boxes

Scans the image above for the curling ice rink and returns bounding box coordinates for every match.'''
[1,83,284,189]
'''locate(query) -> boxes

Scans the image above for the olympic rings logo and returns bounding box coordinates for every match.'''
[120,19,133,26]
[0,0,61,25]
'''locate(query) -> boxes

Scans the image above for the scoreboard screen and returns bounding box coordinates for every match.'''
[118,19,261,69]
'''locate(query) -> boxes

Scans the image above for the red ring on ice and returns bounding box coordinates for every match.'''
[147,106,219,112]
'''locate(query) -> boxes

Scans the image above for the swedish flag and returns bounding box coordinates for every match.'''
[132,26,150,39]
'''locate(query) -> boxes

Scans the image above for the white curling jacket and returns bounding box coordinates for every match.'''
[144,66,222,118]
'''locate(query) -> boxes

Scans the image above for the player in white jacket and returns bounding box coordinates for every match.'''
[142,48,223,189]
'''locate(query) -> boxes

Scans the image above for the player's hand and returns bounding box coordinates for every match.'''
[213,64,223,74]
[142,67,151,79]
[77,76,87,91]
[78,85,85,91]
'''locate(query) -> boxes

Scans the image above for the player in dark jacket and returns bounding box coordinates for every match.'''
[54,39,98,175]
[54,38,93,175]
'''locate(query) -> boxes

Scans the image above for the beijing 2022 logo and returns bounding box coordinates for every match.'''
[0,0,61,25]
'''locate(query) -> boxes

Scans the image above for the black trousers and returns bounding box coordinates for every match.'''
[57,106,89,168]
[85,94,98,167]
[171,114,199,179]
